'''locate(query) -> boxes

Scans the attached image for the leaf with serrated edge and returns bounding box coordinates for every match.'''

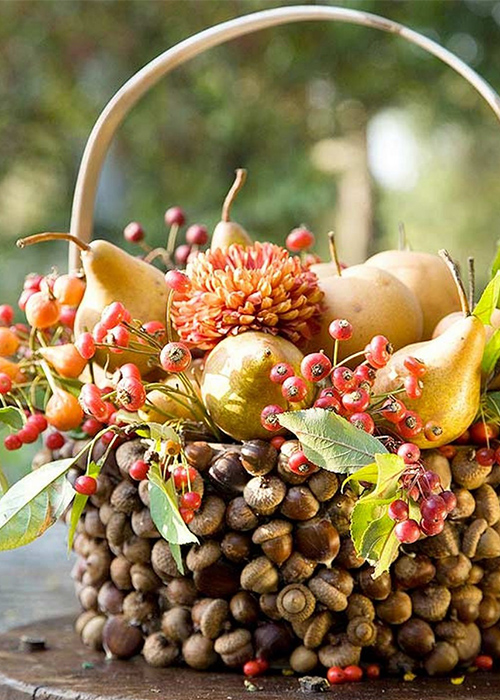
[0,459,74,551]
[0,407,24,431]
[371,454,406,499]
[482,329,500,377]
[148,464,198,547]
[278,408,388,473]
[492,242,500,281]
[342,463,378,493]
[67,462,100,552]
[474,272,500,324]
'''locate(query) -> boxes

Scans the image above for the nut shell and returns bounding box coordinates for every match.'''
[276,584,316,622]
[240,556,278,594]
[244,476,286,516]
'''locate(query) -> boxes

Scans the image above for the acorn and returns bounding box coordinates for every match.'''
[182,634,218,670]
[199,599,230,639]
[97,582,125,615]
[421,449,451,489]
[138,479,150,507]
[79,585,98,611]
[186,541,222,572]
[452,448,492,489]
[151,540,183,581]
[358,567,391,600]
[230,591,260,625]
[110,556,132,591]
[302,610,334,650]
[394,554,436,589]
[482,625,500,658]
[318,637,361,669]
[346,594,375,621]
[411,586,451,622]
[142,632,179,667]
[82,546,111,587]
[449,487,476,520]
[424,641,459,676]
[130,563,161,593]
[241,439,278,476]
[372,622,396,660]
[221,531,252,563]
[214,629,253,667]
[252,520,293,565]
[276,584,316,623]
[84,509,106,538]
[123,536,152,564]
[308,469,339,502]
[450,584,483,622]
[347,617,377,647]
[90,474,114,508]
[102,615,144,659]
[75,610,99,637]
[259,593,281,620]
[280,486,319,521]
[244,475,287,516]
[473,484,500,525]
[99,502,114,526]
[225,496,259,531]
[81,614,107,651]
[281,552,317,584]
[376,592,412,625]
[106,512,132,553]
[478,594,500,628]
[115,439,146,478]
[184,441,214,471]
[435,553,472,588]
[166,578,197,606]
[325,493,356,536]
[122,591,157,625]
[308,575,349,612]
[335,537,365,569]
[193,561,241,598]
[294,517,340,564]
[131,508,159,538]
[110,480,142,515]
[161,607,193,643]
[189,495,226,536]
[209,451,249,494]
[254,622,294,660]
[290,646,319,673]
[278,440,310,484]
[418,521,460,558]
[241,556,278,594]
[397,619,435,656]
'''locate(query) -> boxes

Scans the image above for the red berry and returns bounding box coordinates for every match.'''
[165,269,192,294]
[270,362,295,384]
[420,495,447,521]
[243,660,263,677]
[474,654,494,670]
[260,404,284,432]
[0,373,12,394]
[380,397,406,424]
[328,318,353,341]
[397,442,420,464]
[394,519,421,543]
[80,384,108,421]
[342,388,370,413]
[75,332,96,360]
[255,658,269,672]
[172,466,197,490]
[59,305,77,328]
[354,363,376,387]
[107,324,130,351]
[421,469,441,494]
[74,475,97,496]
[129,459,150,481]
[368,335,393,367]
[286,226,314,252]
[344,665,363,682]
[142,320,166,340]
[18,423,40,444]
[326,666,346,685]
[165,206,186,227]
[123,221,145,243]
[469,421,499,445]
[4,433,22,450]
[477,447,496,467]
[92,322,108,343]
[270,435,286,450]
[423,421,444,442]
[440,490,457,513]
[282,376,308,403]
[403,356,427,377]
[160,342,192,373]
[314,395,342,412]
[420,517,445,536]
[349,412,375,434]
[288,450,315,475]
[174,244,192,265]
[116,376,146,411]
[82,417,103,437]
[300,353,332,382]
[180,491,202,510]
[45,431,65,450]
[23,273,43,291]
[18,288,35,312]
[0,304,14,326]
[119,363,142,380]
[365,664,380,680]
[388,499,409,522]
[100,302,126,330]
[439,444,457,459]
[332,366,356,393]
[27,413,48,432]
[185,224,208,246]
[404,374,422,400]
[179,507,194,524]
[397,411,423,439]
[454,429,471,445]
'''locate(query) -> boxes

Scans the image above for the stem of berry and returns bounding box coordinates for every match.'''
[333,339,339,368]
[166,291,175,344]
[122,322,163,350]
[166,224,180,259]
[333,350,366,369]
[39,359,60,395]
[222,169,247,222]
[177,372,222,440]
[438,249,470,316]
[328,232,342,276]
[143,247,171,266]
[16,232,91,252]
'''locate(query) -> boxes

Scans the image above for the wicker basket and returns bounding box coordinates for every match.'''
[57,5,500,676]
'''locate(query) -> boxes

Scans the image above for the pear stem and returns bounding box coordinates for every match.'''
[439,249,470,316]
[221,169,247,222]
[16,232,91,252]
[328,232,342,276]
[468,256,476,310]
[398,222,411,251]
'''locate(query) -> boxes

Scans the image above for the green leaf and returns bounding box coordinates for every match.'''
[278,408,388,473]
[0,407,24,430]
[474,272,500,324]
[67,462,101,551]
[491,242,500,280]
[482,329,500,378]
[148,463,198,574]
[136,423,179,442]
[370,454,407,499]
[363,514,400,579]
[342,463,378,494]
[0,459,74,551]
[482,392,500,423]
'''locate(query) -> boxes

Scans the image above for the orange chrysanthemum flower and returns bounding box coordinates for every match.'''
[171,242,323,350]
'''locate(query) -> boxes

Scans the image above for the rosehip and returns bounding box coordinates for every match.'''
[179,507,194,524]
[342,388,370,413]
[404,374,422,400]
[328,318,353,341]
[174,244,191,265]
[439,444,457,459]
[119,363,142,380]
[380,397,406,423]
[388,499,409,522]
[59,305,77,328]
[165,269,192,294]
[0,373,12,394]
[123,221,145,243]
[474,655,494,671]
[100,302,126,330]
[300,352,332,382]
[332,366,356,393]
[344,665,363,682]
[286,226,314,252]
[314,395,342,412]
[82,417,103,437]
[424,421,444,442]
[477,447,496,466]
[288,450,315,475]
[92,322,107,343]
[160,342,192,373]
[270,435,286,450]
[185,224,208,246]
[368,335,393,366]
[394,519,421,543]
[326,666,345,685]
[403,356,427,377]
[165,206,185,226]
[25,291,60,329]
[0,304,14,326]
[107,324,130,350]
[27,413,48,432]
[129,459,150,481]
[349,412,375,434]
[397,411,423,439]
[260,404,284,432]
[18,423,40,444]
[469,421,499,445]
[74,475,97,496]
[354,363,376,386]
[365,664,380,680]
[142,320,166,339]
[243,660,263,677]
[269,362,294,384]
[282,376,308,402]
[116,376,146,411]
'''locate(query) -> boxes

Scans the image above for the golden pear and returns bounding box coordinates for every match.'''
[372,314,485,449]
[306,264,423,362]
[365,250,461,340]
[211,169,252,250]
[201,331,313,441]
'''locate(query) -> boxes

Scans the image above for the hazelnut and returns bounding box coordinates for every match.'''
[162,607,192,642]
[182,634,217,670]
[102,615,144,659]
[142,632,178,667]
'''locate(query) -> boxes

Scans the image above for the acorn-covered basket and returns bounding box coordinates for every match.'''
[3,4,500,684]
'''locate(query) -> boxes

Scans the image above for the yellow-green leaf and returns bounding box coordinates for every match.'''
[0,407,24,431]
[474,272,500,324]
[67,461,101,552]
[0,459,74,551]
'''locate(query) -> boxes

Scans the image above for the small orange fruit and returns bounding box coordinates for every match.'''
[45,389,83,431]
[0,328,20,357]
[53,274,86,307]
[40,343,87,379]
[25,292,61,329]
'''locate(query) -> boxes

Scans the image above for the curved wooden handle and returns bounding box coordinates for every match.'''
[68,4,500,269]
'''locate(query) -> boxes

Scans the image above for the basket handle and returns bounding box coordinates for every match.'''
[68,4,500,270]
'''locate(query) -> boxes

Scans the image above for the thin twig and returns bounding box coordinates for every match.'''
[468,257,475,311]
[439,249,470,316]
[328,232,342,276]
[222,169,247,222]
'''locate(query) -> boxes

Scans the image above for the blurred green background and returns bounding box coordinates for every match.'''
[1,0,500,308]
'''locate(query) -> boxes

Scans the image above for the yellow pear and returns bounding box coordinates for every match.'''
[365,249,461,340]
[211,169,252,250]
[138,359,204,423]
[307,264,423,363]
[372,252,486,448]
[201,331,313,441]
